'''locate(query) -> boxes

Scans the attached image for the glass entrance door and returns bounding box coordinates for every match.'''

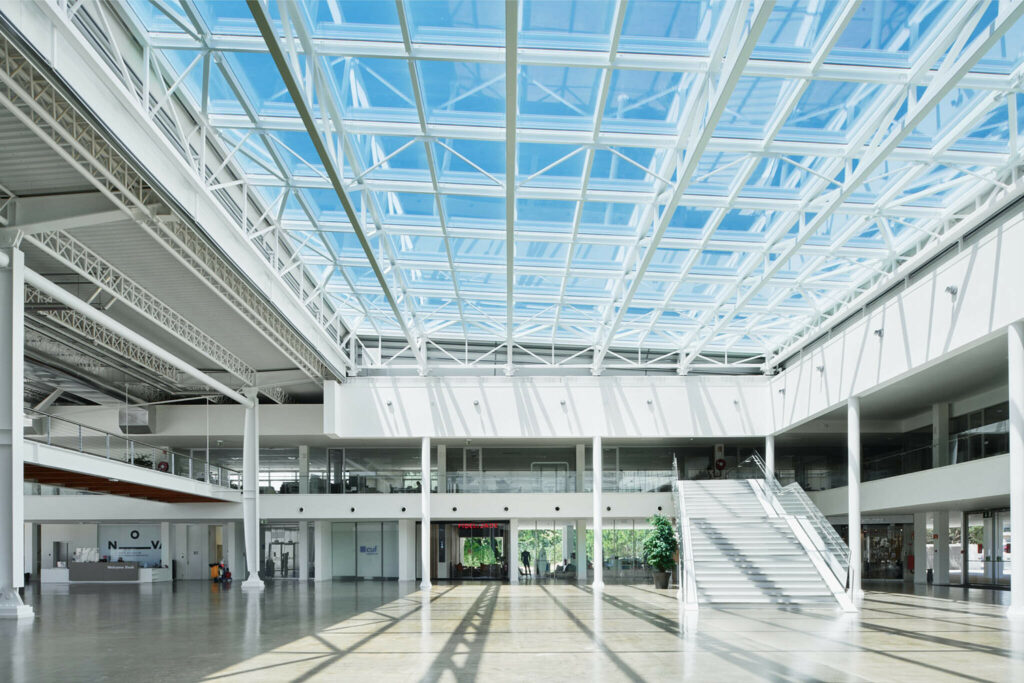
[449,521,508,580]
[965,509,1010,588]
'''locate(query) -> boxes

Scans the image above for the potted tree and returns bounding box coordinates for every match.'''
[643,514,678,589]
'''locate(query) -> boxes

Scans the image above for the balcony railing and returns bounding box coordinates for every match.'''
[24,409,240,489]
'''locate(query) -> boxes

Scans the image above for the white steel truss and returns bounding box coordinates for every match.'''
[44,0,1024,374]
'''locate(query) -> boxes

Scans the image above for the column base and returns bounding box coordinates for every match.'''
[1006,604,1024,619]
[241,574,265,591]
[591,581,604,590]
[419,580,431,590]
[0,589,34,620]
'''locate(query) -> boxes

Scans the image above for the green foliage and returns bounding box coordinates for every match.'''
[461,537,500,567]
[642,515,678,572]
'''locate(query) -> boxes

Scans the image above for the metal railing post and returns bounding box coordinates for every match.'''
[105,434,110,459]
[78,425,83,452]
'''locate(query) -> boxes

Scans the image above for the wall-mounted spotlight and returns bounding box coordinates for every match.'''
[350,507,355,513]
[401,507,407,512]
[646,399,653,406]
[555,506,560,511]
[778,388,786,395]
[873,328,884,339]
[606,506,611,512]
[560,399,567,406]
[816,365,825,374]
[473,399,480,407]
[945,285,959,298]
[385,399,393,407]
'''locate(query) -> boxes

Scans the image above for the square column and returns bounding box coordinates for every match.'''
[1009,321,1024,615]
[298,521,310,581]
[223,522,242,579]
[313,521,333,582]
[508,519,519,585]
[241,389,264,591]
[0,244,31,619]
[436,444,446,493]
[160,522,171,568]
[932,404,951,468]
[575,444,585,492]
[398,519,416,582]
[934,510,950,585]
[765,434,776,481]
[576,520,587,583]
[298,445,310,494]
[913,513,928,585]
[420,436,431,590]
[592,436,604,588]
[848,396,862,605]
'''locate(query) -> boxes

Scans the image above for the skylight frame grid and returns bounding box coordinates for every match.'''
[118,0,1024,374]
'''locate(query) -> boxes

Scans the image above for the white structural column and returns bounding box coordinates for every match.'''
[420,436,431,590]
[933,403,951,468]
[508,519,519,585]
[313,520,332,582]
[224,522,243,579]
[241,389,264,591]
[934,510,950,585]
[765,434,776,481]
[576,520,587,583]
[0,243,31,619]
[913,512,928,585]
[298,521,310,581]
[298,445,310,494]
[592,435,604,588]
[398,519,416,582]
[1009,320,1024,614]
[436,444,446,493]
[848,396,862,605]
[160,522,171,568]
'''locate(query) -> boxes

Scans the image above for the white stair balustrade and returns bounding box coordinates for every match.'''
[676,477,850,608]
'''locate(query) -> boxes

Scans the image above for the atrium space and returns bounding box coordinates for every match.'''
[1,0,1024,681]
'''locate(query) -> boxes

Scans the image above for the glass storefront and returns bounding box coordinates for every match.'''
[331,522,399,580]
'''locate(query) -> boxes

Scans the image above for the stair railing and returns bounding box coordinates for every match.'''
[672,456,699,610]
[742,453,851,590]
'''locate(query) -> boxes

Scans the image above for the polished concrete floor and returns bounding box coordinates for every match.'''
[2,580,1022,681]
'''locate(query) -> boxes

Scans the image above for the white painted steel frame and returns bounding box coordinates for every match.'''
[60,0,1024,375]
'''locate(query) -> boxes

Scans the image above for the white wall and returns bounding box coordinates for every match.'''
[39,523,97,568]
[771,208,1024,431]
[809,454,1009,516]
[325,375,769,439]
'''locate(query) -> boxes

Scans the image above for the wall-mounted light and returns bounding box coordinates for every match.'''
[472,399,480,407]
[560,399,567,406]
[816,365,825,374]
[778,388,786,395]
[646,399,653,406]
[385,399,393,407]
[349,507,355,513]
[873,328,884,339]
[401,507,407,512]
[945,285,958,298]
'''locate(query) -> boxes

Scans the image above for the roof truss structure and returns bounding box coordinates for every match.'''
[62,0,1024,374]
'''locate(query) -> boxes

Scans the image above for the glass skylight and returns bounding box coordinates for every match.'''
[122,0,1024,372]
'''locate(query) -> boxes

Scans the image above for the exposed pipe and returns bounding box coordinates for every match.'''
[4,249,252,407]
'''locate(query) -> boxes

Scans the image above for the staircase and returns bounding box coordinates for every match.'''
[680,479,844,606]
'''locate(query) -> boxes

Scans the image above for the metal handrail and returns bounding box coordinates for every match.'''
[742,452,850,588]
[672,456,698,609]
[24,408,240,489]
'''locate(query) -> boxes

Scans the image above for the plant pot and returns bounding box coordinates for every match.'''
[652,571,671,589]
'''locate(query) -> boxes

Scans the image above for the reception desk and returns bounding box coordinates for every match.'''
[42,563,171,584]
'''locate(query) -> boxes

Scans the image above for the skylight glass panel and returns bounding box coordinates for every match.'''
[122,0,1024,366]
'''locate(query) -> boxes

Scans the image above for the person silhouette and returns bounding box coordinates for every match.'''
[521,549,532,576]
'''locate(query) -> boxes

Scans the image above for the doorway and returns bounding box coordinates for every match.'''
[963,509,1010,588]
[418,521,509,581]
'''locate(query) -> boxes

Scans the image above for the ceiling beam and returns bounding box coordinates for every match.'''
[247,0,428,372]
[504,0,519,375]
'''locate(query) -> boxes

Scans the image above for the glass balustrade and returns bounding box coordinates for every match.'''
[24,409,240,490]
